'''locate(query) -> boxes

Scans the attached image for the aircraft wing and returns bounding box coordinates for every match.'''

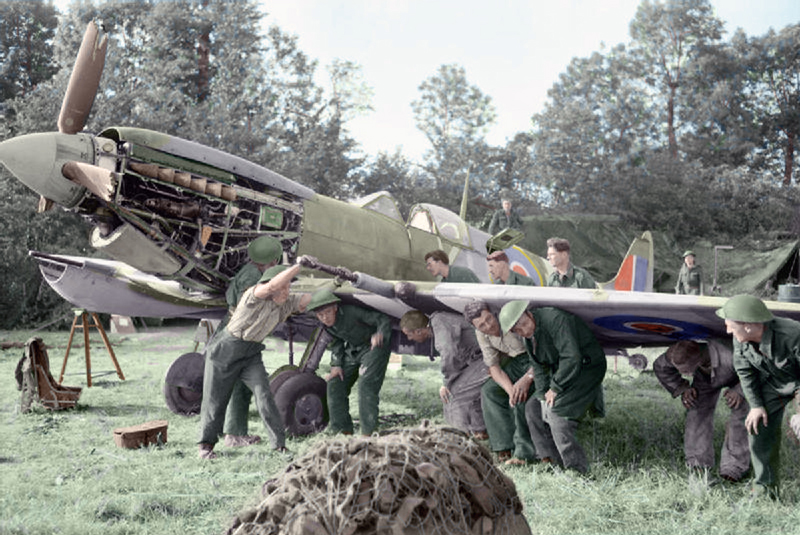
[292,275,800,351]
[30,251,227,319]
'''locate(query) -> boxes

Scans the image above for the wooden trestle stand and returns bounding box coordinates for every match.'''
[59,309,125,387]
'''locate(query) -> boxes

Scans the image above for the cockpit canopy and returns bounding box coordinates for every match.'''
[351,191,472,247]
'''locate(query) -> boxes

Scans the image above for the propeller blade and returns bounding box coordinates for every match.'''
[62,161,116,202]
[57,22,108,135]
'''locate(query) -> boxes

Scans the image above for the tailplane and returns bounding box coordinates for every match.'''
[599,231,654,292]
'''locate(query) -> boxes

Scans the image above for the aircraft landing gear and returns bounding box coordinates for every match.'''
[163,327,333,437]
[611,349,649,371]
[270,369,328,436]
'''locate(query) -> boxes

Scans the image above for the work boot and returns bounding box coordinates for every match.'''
[198,443,217,460]
[788,414,800,446]
[275,446,293,461]
[224,434,262,447]
[472,431,489,441]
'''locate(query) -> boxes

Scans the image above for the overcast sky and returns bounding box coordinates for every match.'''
[260,0,800,161]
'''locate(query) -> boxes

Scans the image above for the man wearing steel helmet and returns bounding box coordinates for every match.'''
[198,260,312,459]
[218,236,283,448]
[675,250,703,295]
[307,289,392,436]
[464,300,551,466]
[717,294,800,499]
[499,300,606,474]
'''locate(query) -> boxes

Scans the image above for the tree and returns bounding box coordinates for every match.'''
[0,1,58,102]
[678,34,758,168]
[0,0,59,135]
[411,64,497,212]
[355,150,428,216]
[531,46,656,211]
[736,24,800,186]
[629,0,724,158]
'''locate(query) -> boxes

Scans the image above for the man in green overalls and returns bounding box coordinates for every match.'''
[486,251,535,286]
[545,237,596,289]
[198,262,311,459]
[424,249,481,283]
[499,300,606,474]
[307,290,392,435]
[717,294,800,499]
[464,300,551,466]
[675,250,703,295]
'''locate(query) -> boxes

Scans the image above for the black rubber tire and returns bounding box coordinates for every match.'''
[272,372,328,436]
[163,352,205,416]
[269,366,300,397]
[628,353,649,371]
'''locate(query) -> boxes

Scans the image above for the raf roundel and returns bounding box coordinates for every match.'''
[593,315,713,341]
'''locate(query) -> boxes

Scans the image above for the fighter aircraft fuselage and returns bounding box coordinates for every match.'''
[1,125,551,317]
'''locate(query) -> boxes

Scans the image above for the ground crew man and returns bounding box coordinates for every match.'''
[401,310,488,438]
[198,262,311,459]
[220,236,283,448]
[487,196,523,235]
[463,300,555,465]
[500,300,606,474]
[424,249,481,283]
[545,237,596,289]
[675,250,703,295]
[717,294,800,499]
[307,290,392,436]
[486,251,535,286]
[654,339,750,482]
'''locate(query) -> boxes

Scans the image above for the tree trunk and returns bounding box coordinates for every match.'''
[668,84,678,158]
[786,130,796,186]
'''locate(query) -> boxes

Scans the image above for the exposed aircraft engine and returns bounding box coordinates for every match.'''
[227,424,532,535]
[65,128,307,294]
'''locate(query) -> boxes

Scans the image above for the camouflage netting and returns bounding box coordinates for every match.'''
[228,423,531,535]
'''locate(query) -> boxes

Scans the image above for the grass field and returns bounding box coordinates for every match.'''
[2,322,800,535]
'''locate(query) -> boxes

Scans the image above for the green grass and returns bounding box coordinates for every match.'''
[1,326,799,534]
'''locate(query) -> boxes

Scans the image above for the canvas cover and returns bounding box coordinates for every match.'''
[519,214,800,297]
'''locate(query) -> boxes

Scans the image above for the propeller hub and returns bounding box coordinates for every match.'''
[0,132,93,207]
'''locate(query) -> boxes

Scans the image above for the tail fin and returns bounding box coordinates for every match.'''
[599,231,654,292]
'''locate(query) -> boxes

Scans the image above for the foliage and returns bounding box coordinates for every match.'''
[0,173,91,329]
[1,328,799,534]
[628,0,724,158]
[734,24,800,186]
[527,0,798,248]
[411,64,500,214]
[0,1,59,100]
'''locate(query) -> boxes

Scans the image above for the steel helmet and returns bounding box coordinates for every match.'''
[499,300,529,333]
[682,250,695,258]
[258,264,288,284]
[248,236,283,264]
[715,294,773,323]
[306,289,341,313]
